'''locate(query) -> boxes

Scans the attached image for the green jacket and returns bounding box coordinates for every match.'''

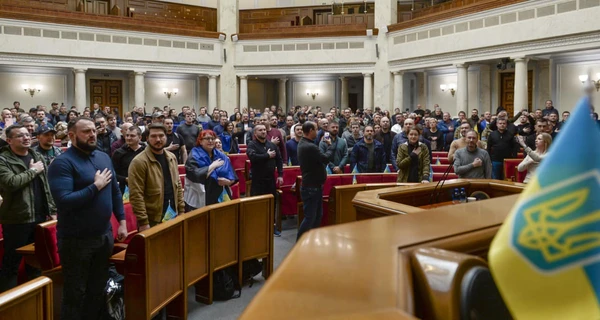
[396,142,431,183]
[0,146,56,224]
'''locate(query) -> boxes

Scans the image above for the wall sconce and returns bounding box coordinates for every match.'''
[306,90,319,99]
[22,84,42,97]
[440,84,456,97]
[579,74,600,92]
[163,88,178,99]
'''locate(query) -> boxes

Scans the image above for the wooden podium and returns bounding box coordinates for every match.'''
[240,179,525,320]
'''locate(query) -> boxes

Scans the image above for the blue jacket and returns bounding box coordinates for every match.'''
[350,138,387,173]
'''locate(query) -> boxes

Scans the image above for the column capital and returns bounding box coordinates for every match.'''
[362,72,373,77]
[278,78,288,83]
[73,68,87,74]
[238,75,248,80]
[392,71,404,76]
[208,74,219,79]
[134,71,146,76]
[455,63,469,69]
[339,76,348,81]
[511,56,529,63]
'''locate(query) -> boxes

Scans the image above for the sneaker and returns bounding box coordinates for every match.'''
[274,229,281,237]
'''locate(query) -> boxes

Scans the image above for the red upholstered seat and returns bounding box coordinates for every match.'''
[229,154,249,194]
[231,182,240,199]
[381,173,398,183]
[180,174,185,190]
[34,221,60,270]
[434,157,451,165]
[431,165,454,173]
[431,151,448,158]
[504,159,522,182]
[516,169,527,183]
[177,165,185,175]
[356,174,382,184]
[111,203,138,247]
[280,167,301,216]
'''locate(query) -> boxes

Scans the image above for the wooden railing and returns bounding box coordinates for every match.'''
[389,0,527,33]
[0,1,221,38]
[235,24,378,40]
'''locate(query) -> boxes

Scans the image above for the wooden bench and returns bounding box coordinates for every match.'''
[0,276,53,320]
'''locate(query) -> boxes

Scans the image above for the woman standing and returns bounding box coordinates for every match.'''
[219,121,239,154]
[184,130,237,211]
[517,133,552,183]
[396,128,430,183]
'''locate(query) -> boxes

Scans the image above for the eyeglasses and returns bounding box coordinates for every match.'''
[202,137,216,142]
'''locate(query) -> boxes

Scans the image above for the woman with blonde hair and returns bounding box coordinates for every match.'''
[516,133,552,183]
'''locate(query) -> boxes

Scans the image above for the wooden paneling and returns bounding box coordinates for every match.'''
[389,0,528,33]
[90,79,122,116]
[0,0,219,36]
[237,25,378,40]
[0,277,53,320]
[500,71,533,115]
[183,210,209,286]
[210,203,238,271]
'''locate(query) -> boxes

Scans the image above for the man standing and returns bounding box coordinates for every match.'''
[33,127,63,166]
[453,130,492,179]
[447,122,483,163]
[164,117,187,164]
[106,114,121,140]
[260,115,287,164]
[128,124,185,230]
[350,125,387,173]
[286,124,303,166]
[374,117,396,164]
[297,121,335,241]
[196,107,211,125]
[213,115,228,136]
[0,125,56,292]
[319,121,348,173]
[112,126,145,194]
[542,100,557,118]
[247,124,283,236]
[391,113,404,134]
[176,111,200,154]
[487,118,517,180]
[48,117,127,319]
[94,114,118,155]
[342,121,363,151]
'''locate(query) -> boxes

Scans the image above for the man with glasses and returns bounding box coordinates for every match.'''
[0,125,56,292]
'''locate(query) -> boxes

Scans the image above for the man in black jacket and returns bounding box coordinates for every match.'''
[247,124,283,236]
[297,121,335,241]
[487,118,517,180]
[111,126,145,194]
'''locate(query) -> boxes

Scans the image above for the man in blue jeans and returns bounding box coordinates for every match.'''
[297,121,335,241]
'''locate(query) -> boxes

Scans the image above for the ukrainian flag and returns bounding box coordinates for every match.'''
[489,96,600,320]
[384,165,391,173]
[162,201,177,222]
[352,164,359,185]
[288,157,292,166]
[436,157,441,165]
[326,165,333,175]
[218,187,231,203]
[122,185,130,204]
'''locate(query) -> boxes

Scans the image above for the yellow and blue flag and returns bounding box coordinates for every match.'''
[326,165,333,175]
[489,96,600,320]
[288,157,292,166]
[218,187,231,203]
[436,157,441,165]
[162,201,177,222]
[352,164,359,185]
[384,165,391,173]
[122,185,130,204]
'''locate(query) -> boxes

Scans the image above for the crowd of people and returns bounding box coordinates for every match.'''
[0,98,575,319]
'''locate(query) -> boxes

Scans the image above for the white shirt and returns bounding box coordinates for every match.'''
[391,123,403,134]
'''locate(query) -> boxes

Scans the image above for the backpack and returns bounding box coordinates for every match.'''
[212,266,241,301]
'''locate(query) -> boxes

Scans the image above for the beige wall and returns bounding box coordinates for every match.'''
[0,72,68,110]
[144,78,197,111]
[292,81,335,107]
[555,60,600,113]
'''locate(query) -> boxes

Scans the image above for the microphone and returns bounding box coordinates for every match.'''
[428,160,454,205]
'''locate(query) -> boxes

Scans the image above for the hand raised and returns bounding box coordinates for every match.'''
[271,136,280,145]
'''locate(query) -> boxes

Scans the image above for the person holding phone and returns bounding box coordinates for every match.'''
[93,114,117,155]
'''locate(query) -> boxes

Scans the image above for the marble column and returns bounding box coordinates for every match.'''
[340,77,348,109]
[239,75,248,111]
[134,71,145,109]
[363,73,373,110]
[393,71,403,111]
[278,78,287,110]
[513,57,529,115]
[208,75,218,111]
[456,64,469,114]
[74,68,87,111]
[217,0,239,113]
[373,0,397,110]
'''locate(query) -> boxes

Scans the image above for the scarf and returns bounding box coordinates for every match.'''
[191,146,237,182]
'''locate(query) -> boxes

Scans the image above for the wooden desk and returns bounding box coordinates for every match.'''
[419,201,454,209]
[240,193,520,319]
[16,243,39,269]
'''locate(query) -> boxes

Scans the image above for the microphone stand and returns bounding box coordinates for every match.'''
[428,161,454,205]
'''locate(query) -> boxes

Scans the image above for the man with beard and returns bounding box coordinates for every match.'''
[453,130,491,179]
[374,117,396,164]
[33,127,63,166]
[112,126,145,194]
[128,123,184,231]
[164,117,187,164]
[48,117,127,319]
[286,124,303,165]
[447,122,484,163]
[350,125,387,173]
[94,114,117,155]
